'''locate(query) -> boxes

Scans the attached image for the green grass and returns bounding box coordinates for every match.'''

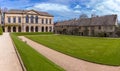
[12,32,53,36]
[26,35,120,66]
[11,33,64,71]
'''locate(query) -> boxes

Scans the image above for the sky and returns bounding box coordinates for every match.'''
[0,0,120,22]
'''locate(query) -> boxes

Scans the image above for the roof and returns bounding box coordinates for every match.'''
[4,9,53,17]
[55,15,117,26]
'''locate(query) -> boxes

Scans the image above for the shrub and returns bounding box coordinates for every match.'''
[0,25,3,35]
[96,32,109,37]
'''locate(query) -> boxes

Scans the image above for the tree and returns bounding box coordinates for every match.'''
[79,14,88,19]
[115,27,120,37]
[0,25,3,35]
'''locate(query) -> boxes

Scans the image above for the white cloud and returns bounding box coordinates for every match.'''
[26,3,82,21]
[74,10,81,13]
[28,3,71,12]
[74,5,81,9]
[80,0,120,20]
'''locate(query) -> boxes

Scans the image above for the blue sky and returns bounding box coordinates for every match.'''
[0,0,120,22]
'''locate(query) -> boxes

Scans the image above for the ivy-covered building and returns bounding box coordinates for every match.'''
[54,15,118,37]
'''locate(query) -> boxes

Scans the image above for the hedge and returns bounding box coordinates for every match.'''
[0,25,3,35]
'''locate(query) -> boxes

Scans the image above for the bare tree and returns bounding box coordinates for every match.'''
[79,14,88,19]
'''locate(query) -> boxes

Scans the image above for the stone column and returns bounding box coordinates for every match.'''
[48,19,50,24]
[44,26,46,32]
[16,17,18,24]
[44,18,46,24]
[5,27,8,32]
[24,25,25,32]
[38,26,41,32]
[29,26,31,32]
[33,26,35,32]
[16,26,18,32]
[48,26,50,32]
[11,26,13,32]
[22,25,25,32]
[38,18,41,24]
[51,26,53,32]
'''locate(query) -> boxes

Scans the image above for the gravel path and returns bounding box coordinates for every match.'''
[19,36,120,71]
[0,33,23,71]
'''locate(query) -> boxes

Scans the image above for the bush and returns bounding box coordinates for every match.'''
[0,25,3,35]
[96,32,109,37]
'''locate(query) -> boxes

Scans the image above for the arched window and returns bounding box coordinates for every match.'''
[26,15,29,23]
[26,26,29,32]
[18,26,21,32]
[31,15,34,23]
[35,16,38,24]
[13,26,16,32]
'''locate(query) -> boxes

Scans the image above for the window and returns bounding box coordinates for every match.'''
[13,17,16,23]
[31,15,34,23]
[85,27,88,30]
[46,18,48,24]
[49,19,51,24]
[26,15,29,23]
[110,26,113,30]
[98,26,101,30]
[18,17,21,23]
[8,17,11,23]
[79,27,81,29]
[42,18,44,24]
[35,16,38,24]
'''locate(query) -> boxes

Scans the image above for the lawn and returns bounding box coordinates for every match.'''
[11,33,64,71]
[26,35,120,66]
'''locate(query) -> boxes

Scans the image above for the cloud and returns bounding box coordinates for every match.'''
[74,5,81,9]
[1,0,120,22]
[78,0,120,21]
[74,10,81,13]
[26,3,82,21]
[31,3,71,12]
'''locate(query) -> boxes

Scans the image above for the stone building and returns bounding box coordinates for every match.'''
[54,15,118,37]
[3,9,54,32]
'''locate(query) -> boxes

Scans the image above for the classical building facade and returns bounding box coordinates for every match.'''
[2,9,54,32]
[55,15,118,37]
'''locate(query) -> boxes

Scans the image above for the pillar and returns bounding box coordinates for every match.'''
[5,26,8,32]
[38,26,41,32]
[29,26,31,32]
[16,26,18,32]
[11,26,13,32]
[51,26,53,32]
[44,26,46,32]
[48,26,50,32]
[33,26,35,32]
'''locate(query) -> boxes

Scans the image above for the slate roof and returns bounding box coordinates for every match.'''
[4,9,53,17]
[55,15,117,26]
